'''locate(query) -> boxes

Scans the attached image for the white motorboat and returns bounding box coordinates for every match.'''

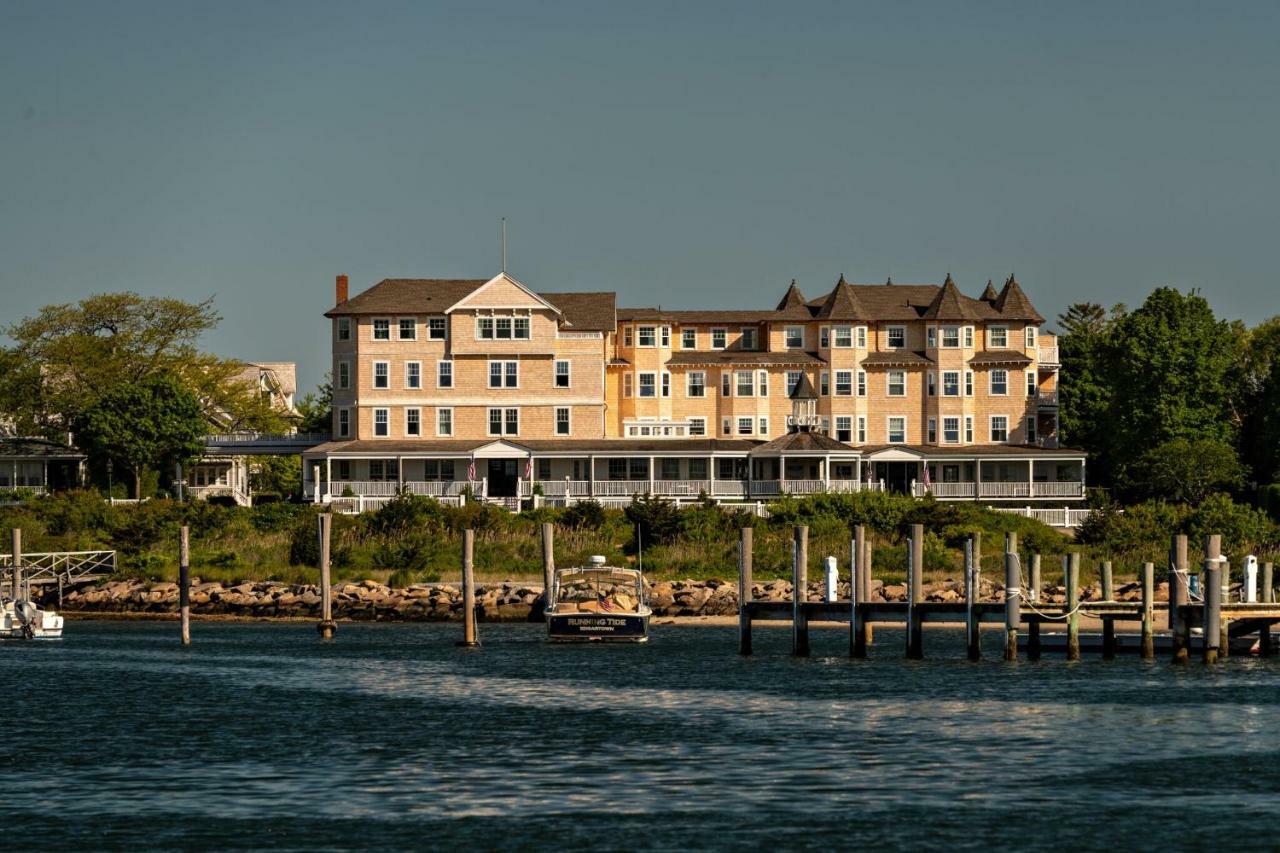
[0,596,64,640]
[546,556,650,643]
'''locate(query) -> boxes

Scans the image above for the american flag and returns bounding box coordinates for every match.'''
[598,593,618,612]
[524,458,533,479]
[923,466,931,488]
[467,459,476,481]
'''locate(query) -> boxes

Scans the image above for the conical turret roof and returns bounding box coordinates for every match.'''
[981,279,998,301]
[789,371,818,400]
[815,274,869,321]
[922,274,981,321]
[995,275,1044,323]
[774,279,814,319]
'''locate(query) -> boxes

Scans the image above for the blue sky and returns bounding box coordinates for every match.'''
[3,0,1278,393]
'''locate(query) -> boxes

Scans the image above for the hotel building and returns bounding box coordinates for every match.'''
[304,272,1085,506]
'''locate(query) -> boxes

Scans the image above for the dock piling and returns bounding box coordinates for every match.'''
[1027,553,1042,661]
[1204,555,1222,664]
[458,529,479,647]
[1170,534,1189,663]
[1066,553,1081,661]
[541,522,555,620]
[1140,561,1154,659]
[738,527,753,656]
[964,537,980,660]
[1004,547,1020,662]
[1206,535,1226,659]
[179,525,191,646]
[1262,561,1274,657]
[1101,560,1116,659]
[792,525,809,657]
[317,513,335,638]
[907,523,924,659]
[850,534,865,658]
[11,527,21,600]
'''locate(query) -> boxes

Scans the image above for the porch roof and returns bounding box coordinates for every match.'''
[862,444,1087,461]
[0,437,86,461]
[749,431,856,456]
[305,437,762,458]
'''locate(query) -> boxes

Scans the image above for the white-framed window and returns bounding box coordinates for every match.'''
[428,317,447,340]
[689,458,707,479]
[687,371,706,397]
[834,325,853,347]
[487,407,519,436]
[942,371,960,396]
[785,371,801,395]
[337,361,351,390]
[437,360,453,388]
[688,417,706,436]
[887,326,906,348]
[661,372,671,398]
[373,361,389,389]
[758,416,768,435]
[887,416,907,444]
[1026,371,1037,396]
[681,328,696,349]
[661,326,671,347]
[489,361,519,389]
[835,416,852,442]
[856,370,866,397]
[989,326,1008,348]
[758,370,769,396]
[555,407,571,436]
[820,371,830,396]
[398,317,416,340]
[337,408,351,438]
[373,407,390,437]
[857,416,867,443]
[927,326,937,348]
[835,370,853,396]
[721,372,731,396]
[335,460,351,480]
[736,370,754,397]
[405,407,421,436]
[372,318,391,340]
[623,373,633,397]
[638,372,657,398]
[965,370,974,396]
[711,328,727,349]
[927,417,937,444]
[513,317,530,339]
[722,417,732,435]
[941,326,960,348]
[855,326,867,348]
[737,417,754,436]
[785,326,804,348]
[990,415,1009,443]
[476,316,530,340]
[990,369,1008,395]
[965,416,973,443]
[888,371,906,396]
[623,325,633,347]
[820,327,830,348]
[927,372,936,397]
[963,326,974,348]
[638,326,657,347]
[336,317,351,341]
[740,327,758,350]
[943,416,960,444]
[555,360,571,388]
[437,407,453,436]
[405,361,421,389]
[1026,416,1038,444]
[1025,326,1038,348]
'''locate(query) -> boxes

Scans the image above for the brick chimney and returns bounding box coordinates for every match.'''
[335,274,349,304]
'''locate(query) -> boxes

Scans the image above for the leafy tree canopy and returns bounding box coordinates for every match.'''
[1133,437,1244,505]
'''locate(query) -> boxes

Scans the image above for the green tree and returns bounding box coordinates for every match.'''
[1102,288,1239,496]
[1232,316,1280,481]
[75,374,206,498]
[295,377,333,435]
[1251,356,1280,485]
[1133,438,1244,504]
[1056,302,1117,483]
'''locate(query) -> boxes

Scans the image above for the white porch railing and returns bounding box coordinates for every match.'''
[1031,481,1085,498]
[1038,345,1059,365]
[401,481,482,497]
[915,481,978,498]
[594,480,648,497]
[188,484,252,506]
[523,480,591,497]
[994,506,1092,528]
[1038,390,1060,406]
[917,480,1084,500]
[712,479,748,497]
[651,480,710,497]
[979,482,1033,499]
[329,480,485,499]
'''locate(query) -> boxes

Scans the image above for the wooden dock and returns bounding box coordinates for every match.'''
[738,528,1280,663]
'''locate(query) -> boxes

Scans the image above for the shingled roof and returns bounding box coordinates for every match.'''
[981,280,999,301]
[994,276,1044,323]
[814,275,870,320]
[922,274,982,321]
[539,292,617,331]
[325,279,487,317]
[775,280,816,320]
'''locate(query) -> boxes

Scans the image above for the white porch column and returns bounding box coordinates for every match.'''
[974,458,982,501]
[588,455,595,497]
[325,457,332,502]
[648,456,655,494]
[822,457,829,490]
[397,455,404,492]
[1027,458,1034,497]
[312,463,321,504]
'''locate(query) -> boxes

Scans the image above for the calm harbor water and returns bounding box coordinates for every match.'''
[6,620,1280,851]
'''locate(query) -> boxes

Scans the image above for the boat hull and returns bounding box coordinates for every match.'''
[547,612,649,642]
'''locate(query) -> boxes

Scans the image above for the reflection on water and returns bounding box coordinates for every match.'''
[4,621,1279,850]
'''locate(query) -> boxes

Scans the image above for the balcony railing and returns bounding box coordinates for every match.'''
[914,481,977,498]
[1038,390,1060,407]
[1038,345,1059,365]
[330,480,484,498]
[915,480,1084,499]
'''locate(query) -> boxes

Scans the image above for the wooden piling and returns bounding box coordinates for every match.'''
[1066,553,1081,661]
[1100,560,1116,660]
[179,525,191,646]
[1140,561,1155,659]
[1262,561,1274,657]
[1027,553,1042,661]
[907,523,924,659]
[863,540,874,646]
[1203,557,1222,664]
[973,531,982,577]
[541,522,555,619]
[738,527,753,656]
[792,525,809,657]
[317,513,335,638]
[458,529,479,647]
[1206,535,1226,659]
[849,534,865,658]
[1004,548,1020,662]
[11,527,21,600]
[964,538,980,661]
[1170,534,1189,663]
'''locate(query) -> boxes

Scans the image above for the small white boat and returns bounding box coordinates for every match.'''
[546,556,650,643]
[0,596,64,640]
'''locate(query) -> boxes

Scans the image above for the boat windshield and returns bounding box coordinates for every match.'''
[555,569,643,613]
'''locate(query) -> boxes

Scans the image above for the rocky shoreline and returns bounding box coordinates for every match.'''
[47,576,1173,622]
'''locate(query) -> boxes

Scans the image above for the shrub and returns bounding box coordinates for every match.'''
[625,495,682,546]
[1186,493,1280,558]
[561,500,606,530]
